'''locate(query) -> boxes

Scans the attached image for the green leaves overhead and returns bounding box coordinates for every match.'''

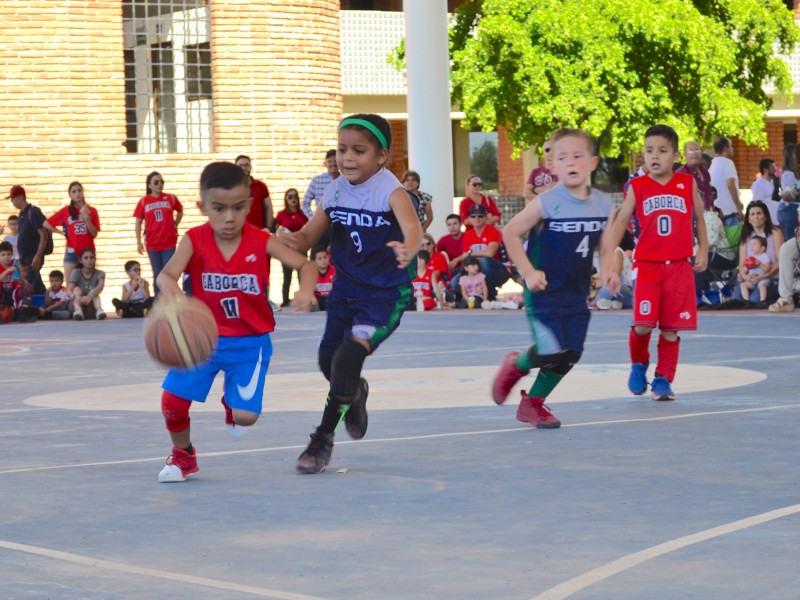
[449,0,799,154]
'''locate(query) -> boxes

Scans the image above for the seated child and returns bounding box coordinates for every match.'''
[68,247,106,320]
[112,260,154,318]
[41,269,71,319]
[411,249,446,311]
[741,235,771,302]
[311,245,335,312]
[456,256,488,308]
[0,241,16,324]
[13,260,38,323]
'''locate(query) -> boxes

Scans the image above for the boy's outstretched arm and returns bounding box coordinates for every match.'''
[691,181,708,272]
[156,235,194,298]
[387,187,423,269]
[503,197,546,292]
[266,235,317,312]
[278,205,330,254]
[600,192,635,293]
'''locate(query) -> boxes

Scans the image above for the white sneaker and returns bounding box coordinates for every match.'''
[72,309,84,321]
[768,297,795,313]
[96,310,107,320]
[501,301,519,309]
[596,298,613,310]
[610,300,623,310]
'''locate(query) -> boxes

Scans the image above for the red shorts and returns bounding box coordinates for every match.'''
[632,260,697,331]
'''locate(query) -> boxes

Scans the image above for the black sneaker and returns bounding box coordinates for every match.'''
[296,428,334,474]
[344,378,369,439]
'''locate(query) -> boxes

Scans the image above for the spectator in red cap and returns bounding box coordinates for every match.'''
[44,181,100,285]
[7,185,48,294]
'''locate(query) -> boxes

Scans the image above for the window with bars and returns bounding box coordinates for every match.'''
[122,0,213,154]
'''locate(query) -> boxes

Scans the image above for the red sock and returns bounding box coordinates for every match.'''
[656,335,680,382]
[629,328,651,364]
[161,391,191,433]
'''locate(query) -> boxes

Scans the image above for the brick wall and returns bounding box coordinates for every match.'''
[497,127,525,198]
[732,121,785,187]
[0,0,343,309]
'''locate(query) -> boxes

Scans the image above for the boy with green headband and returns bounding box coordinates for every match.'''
[279,113,422,474]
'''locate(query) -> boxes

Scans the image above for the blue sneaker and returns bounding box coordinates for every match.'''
[628,362,649,395]
[651,376,675,401]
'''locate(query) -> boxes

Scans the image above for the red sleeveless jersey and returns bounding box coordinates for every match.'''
[186,222,274,337]
[631,172,694,262]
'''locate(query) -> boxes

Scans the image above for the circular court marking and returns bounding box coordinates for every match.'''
[24,364,766,413]
[529,503,800,600]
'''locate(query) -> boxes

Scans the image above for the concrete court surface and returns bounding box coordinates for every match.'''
[0,309,798,600]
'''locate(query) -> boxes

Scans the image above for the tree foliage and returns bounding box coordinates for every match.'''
[471,140,499,189]
[449,0,800,154]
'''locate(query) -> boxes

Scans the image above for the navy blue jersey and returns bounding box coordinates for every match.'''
[322,168,412,290]
[526,184,612,309]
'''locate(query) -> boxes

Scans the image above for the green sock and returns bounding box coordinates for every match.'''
[529,369,563,398]
[515,347,534,372]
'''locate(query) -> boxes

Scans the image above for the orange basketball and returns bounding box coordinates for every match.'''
[143,296,218,369]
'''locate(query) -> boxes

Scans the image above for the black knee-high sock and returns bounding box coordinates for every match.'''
[318,394,351,434]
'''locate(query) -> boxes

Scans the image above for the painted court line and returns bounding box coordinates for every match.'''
[0,539,328,600]
[529,503,800,600]
[0,404,797,476]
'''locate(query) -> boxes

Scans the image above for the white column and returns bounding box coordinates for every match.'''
[403,0,454,242]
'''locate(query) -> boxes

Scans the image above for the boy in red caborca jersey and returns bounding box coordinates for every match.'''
[154,161,316,483]
[601,124,708,401]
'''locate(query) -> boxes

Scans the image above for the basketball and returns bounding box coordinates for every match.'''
[743,256,758,269]
[143,295,218,369]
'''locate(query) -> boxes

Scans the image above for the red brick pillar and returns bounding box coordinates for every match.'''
[497,127,525,198]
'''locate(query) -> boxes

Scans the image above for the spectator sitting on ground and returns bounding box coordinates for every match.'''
[112,260,153,318]
[411,250,447,311]
[0,241,15,323]
[694,200,737,297]
[69,247,106,321]
[311,245,335,312]
[596,230,635,310]
[450,204,511,301]
[13,260,38,323]
[436,213,465,277]
[2,215,19,258]
[741,235,771,303]
[459,175,501,229]
[456,256,488,309]
[40,269,71,320]
[421,233,450,291]
[732,200,784,305]
[768,225,800,313]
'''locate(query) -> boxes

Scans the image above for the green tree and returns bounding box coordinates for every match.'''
[449,0,800,154]
[471,139,499,189]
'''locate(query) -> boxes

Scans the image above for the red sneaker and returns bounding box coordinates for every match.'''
[516,392,561,429]
[158,447,199,482]
[492,352,528,405]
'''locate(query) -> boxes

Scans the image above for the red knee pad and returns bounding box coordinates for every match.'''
[161,391,191,433]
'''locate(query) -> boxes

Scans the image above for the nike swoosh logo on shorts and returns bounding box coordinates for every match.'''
[237,347,263,402]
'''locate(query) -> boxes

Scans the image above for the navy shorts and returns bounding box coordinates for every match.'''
[162,334,272,413]
[319,281,412,359]
[524,291,591,354]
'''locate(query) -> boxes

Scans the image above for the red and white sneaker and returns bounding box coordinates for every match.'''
[158,447,199,482]
[516,392,561,429]
[221,396,246,438]
[491,352,528,405]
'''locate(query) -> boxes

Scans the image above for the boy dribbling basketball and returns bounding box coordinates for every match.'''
[154,161,316,482]
[601,124,708,401]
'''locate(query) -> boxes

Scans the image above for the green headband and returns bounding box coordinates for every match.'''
[339,118,389,149]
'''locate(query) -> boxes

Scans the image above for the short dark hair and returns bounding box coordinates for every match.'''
[759,158,774,174]
[417,249,430,263]
[645,124,679,151]
[18,259,29,268]
[312,245,328,259]
[234,154,251,164]
[402,170,420,183]
[80,247,95,258]
[446,213,462,223]
[713,136,731,155]
[124,260,140,272]
[7,215,18,223]
[339,113,392,151]
[200,161,249,196]
[325,149,336,159]
[49,269,64,280]
[0,241,12,253]
[750,234,767,249]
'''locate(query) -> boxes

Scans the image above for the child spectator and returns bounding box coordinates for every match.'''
[436,213,465,277]
[3,215,19,258]
[601,124,708,402]
[134,171,183,295]
[411,249,446,311]
[44,181,100,285]
[154,161,315,482]
[68,247,106,321]
[41,269,71,320]
[274,187,309,307]
[13,260,38,322]
[491,128,612,427]
[311,245,335,312]
[457,255,488,308]
[741,235,771,302]
[112,260,153,318]
[0,241,17,323]
[595,230,635,310]
[279,113,422,474]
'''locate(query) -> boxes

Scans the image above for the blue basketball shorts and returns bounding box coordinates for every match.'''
[524,292,591,354]
[319,281,412,359]
[162,333,273,413]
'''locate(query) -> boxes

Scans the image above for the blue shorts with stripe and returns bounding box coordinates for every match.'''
[162,333,272,414]
[319,280,412,359]
[525,290,591,354]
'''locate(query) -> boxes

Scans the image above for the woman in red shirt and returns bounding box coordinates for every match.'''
[458,174,502,230]
[274,188,309,307]
[133,172,183,294]
[44,181,100,284]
